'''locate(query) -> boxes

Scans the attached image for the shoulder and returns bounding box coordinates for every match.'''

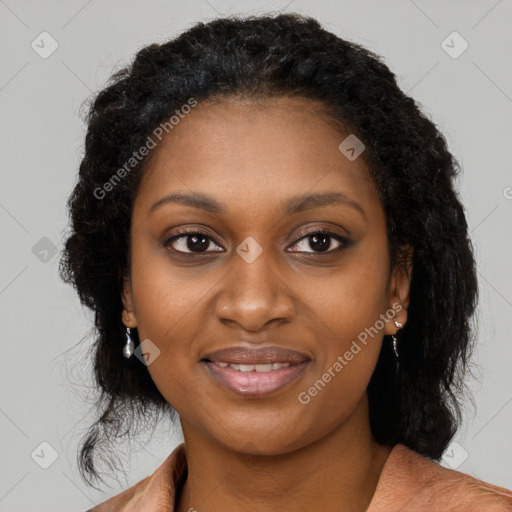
[426,465,512,512]
[86,443,186,512]
[86,474,153,511]
[370,443,512,512]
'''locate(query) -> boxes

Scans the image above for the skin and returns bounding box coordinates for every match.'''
[121,95,412,512]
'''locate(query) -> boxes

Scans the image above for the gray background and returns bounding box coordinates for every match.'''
[1,0,511,510]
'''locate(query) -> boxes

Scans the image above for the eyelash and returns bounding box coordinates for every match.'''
[162,227,350,255]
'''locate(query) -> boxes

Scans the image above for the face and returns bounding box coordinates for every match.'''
[122,96,411,455]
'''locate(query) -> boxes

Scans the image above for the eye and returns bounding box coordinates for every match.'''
[162,228,224,254]
[288,229,349,254]
[162,227,350,255]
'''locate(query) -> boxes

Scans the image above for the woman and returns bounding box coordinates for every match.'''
[60,13,512,512]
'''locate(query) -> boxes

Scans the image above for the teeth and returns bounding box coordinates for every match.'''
[255,364,273,372]
[213,361,291,372]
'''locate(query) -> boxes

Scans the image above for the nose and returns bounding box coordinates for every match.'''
[214,251,295,332]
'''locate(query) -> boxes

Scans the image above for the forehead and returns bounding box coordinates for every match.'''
[134,96,379,218]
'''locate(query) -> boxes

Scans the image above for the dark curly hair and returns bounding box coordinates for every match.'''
[59,12,479,489]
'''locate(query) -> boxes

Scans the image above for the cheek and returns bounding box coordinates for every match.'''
[300,250,390,339]
[128,249,208,393]
[290,271,389,441]
[131,265,206,414]
[294,246,390,391]
[130,243,206,340]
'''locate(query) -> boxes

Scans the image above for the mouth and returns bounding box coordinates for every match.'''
[204,361,295,372]
[202,360,310,398]
[200,345,311,398]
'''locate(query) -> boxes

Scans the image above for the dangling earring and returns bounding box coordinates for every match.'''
[392,319,403,359]
[123,326,135,359]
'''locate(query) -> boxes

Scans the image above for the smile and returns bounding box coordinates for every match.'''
[213,361,291,372]
[203,360,310,397]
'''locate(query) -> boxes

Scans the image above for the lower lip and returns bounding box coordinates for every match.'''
[203,361,310,398]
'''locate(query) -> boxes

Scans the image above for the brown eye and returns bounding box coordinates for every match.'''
[163,229,224,254]
[289,229,349,254]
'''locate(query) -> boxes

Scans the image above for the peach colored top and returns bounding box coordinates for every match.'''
[86,442,512,511]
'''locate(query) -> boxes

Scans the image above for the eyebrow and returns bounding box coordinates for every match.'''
[149,191,366,219]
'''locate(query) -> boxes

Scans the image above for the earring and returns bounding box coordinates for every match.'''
[123,327,135,359]
[392,319,403,359]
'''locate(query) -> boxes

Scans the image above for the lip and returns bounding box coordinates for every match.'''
[203,345,310,365]
[203,360,310,398]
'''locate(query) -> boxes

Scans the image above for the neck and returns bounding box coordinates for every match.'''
[175,393,393,512]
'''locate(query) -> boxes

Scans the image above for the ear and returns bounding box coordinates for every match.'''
[121,273,137,328]
[384,244,413,336]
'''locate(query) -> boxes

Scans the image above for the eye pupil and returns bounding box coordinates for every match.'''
[309,234,330,252]
[187,234,209,252]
